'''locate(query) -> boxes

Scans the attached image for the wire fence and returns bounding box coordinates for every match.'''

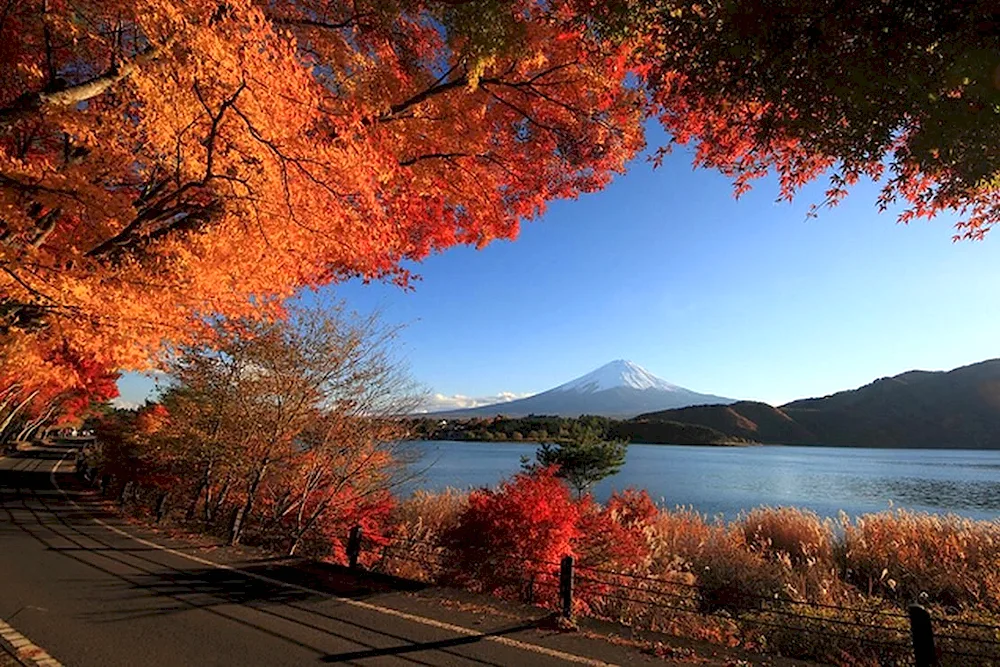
[345,528,1000,666]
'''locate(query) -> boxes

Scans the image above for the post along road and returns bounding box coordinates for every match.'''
[0,442,656,667]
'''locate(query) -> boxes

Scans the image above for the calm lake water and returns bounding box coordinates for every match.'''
[402,441,1000,521]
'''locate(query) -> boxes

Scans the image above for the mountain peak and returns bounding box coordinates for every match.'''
[422,359,735,418]
[554,360,682,394]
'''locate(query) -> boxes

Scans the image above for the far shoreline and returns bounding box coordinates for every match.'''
[407,438,1000,451]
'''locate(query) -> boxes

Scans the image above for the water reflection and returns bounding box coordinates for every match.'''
[847,476,1000,512]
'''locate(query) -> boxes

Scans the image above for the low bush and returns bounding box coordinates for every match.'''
[441,466,581,601]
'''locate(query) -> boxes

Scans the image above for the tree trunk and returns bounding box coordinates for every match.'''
[207,476,231,526]
[186,461,212,521]
[119,480,134,506]
[287,497,332,557]
[16,404,53,442]
[229,461,267,546]
[0,390,38,442]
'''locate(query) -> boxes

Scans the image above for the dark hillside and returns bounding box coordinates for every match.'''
[631,360,1000,448]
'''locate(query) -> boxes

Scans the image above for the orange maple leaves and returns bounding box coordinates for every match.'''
[0,0,645,407]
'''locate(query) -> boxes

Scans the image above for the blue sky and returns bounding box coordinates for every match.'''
[117,124,1000,410]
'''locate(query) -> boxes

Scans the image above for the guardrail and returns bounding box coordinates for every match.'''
[343,525,1000,667]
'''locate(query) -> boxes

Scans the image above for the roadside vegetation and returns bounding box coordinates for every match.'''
[378,484,1000,666]
[82,302,421,558]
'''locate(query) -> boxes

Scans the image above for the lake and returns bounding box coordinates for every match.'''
[402,441,1000,521]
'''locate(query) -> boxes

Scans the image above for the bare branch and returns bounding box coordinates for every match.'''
[0,44,161,129]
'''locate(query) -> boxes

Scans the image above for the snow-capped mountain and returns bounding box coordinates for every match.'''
[426,360,736,418]
[554,360,682,393]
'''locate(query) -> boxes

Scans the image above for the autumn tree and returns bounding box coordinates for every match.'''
[0,345,118,447]
[122,301,421,552]
[0,0,644,406]
[585,0,1000,236]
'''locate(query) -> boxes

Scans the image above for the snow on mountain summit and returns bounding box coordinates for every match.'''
[423,359,736,417]
[554,360,682,393]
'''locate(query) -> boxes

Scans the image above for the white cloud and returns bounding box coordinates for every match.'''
[416,391,531,413]
[110,397,143,410]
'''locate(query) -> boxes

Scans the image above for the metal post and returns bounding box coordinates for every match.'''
[347,525,363,570]
[559,555,574,619]
[155,493,169,523]
[908,604,937,667]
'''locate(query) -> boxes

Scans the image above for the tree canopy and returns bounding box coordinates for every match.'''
[523,425,628,497]
[4,0,998,425]
[0,0,643,406]
[596,0,1000,235]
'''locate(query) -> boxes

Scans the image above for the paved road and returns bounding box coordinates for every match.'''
[0,443,671,667]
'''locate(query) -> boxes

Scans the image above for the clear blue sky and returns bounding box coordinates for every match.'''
[117,124,1000,409]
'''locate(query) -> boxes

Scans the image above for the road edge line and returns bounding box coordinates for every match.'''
[0,619,63,667]
[49,453,617,667]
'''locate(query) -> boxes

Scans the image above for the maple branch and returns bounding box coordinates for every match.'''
[231,104,352,201]
[398,152,472,166]
[1,267,58,305]
[0,44,160,129]
[87,82,245,261]
[0,173,86,205]
[380,64,565,123]
[384,77,470,119]
[269,13,370,31]
[193,80,247,183]
[87,199,220,261]
[29,208,61,249]
[482,87,563,134]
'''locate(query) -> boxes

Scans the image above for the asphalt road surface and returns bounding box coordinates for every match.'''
[0,442,673,667]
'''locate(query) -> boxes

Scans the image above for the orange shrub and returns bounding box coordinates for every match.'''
[578,489,658,572]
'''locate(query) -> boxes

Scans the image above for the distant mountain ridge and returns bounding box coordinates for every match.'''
[427,360,736,418]
[635,359,1000,448]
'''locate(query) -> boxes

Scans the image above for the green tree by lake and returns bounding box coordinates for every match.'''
[522,425,628,497]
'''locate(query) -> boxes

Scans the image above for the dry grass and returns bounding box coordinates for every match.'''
[376,488,467,581]
[740,506,834,569]
[839,509,1000,611]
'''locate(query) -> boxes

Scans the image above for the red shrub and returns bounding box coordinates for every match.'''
[442,466,581,600]
[578,489,657,572]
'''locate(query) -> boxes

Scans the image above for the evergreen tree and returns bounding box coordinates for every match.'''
[522,425,628,497]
